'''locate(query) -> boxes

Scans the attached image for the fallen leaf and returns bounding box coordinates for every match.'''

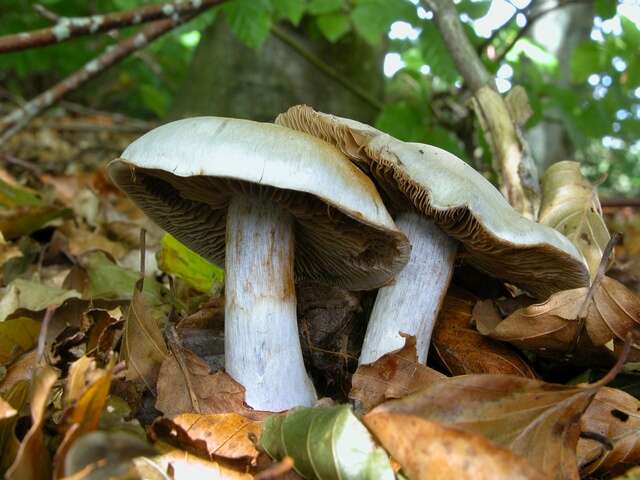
[0,350,37,393]
[480,276,640,359]
[0,279,80,322]
[155,347,262,420]
[120,278,169,389]
[260,405,394,480]
[365,373,603,480]
[137,441,252,479]
[60,222,128,260]
[433,289,536,377]
[54,357,116,477]
[613,466,640,479]
[62,430,156,479]
[578,386,640,475]
[364,412,545,480]
[0,381,29,474]
[540,160,610,278]
[157,233,224,293]
[6,366,59,480]
[151,413,261,462]
[0,317,40,366]
[349,335,445,412]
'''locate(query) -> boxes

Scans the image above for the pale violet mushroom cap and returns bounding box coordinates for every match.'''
[276,105,591,298]
[108,117,410,290]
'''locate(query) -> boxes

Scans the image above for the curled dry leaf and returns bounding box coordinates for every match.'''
[151,413,261,463]
[539,160,610,278]
[364,412,546,480]
[349,335,445,412]
[6,366,59,480]
[0,381,28,474]
[62,430,156,480]
[137,441,253,479]
[0,350,37,393]
[53,357,115,478]
[364,373,603,480]
[479,276,640,359]
[0,317,40,366]
[578,386,640,475]
[120,278,169,390]
[0,279,80,322]
[432,289,536,377]
[156,346,264,420]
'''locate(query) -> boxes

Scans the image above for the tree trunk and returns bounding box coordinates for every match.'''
[171,15,384,123]
[525,0,594,172]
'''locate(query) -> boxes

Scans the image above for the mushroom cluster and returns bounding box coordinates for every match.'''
[109,110,590,413]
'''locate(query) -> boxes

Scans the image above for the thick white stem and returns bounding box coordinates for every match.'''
[225,195,316,411]
[359,212,457,365]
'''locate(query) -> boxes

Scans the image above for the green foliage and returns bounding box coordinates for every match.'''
[351,0,417,45]
[223,0,272,49]
[316,13,352,42]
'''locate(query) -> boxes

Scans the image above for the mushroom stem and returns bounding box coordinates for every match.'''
[359,212,457,365]
[225,194,317,411]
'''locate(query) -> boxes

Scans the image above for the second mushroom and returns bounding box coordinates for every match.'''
[277,105,591,365]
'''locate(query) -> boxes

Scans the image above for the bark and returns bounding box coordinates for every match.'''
[171,16,384,123]
[525,0,595,172]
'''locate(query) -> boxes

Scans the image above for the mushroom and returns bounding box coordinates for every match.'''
[108,117,410,411]
[276,105,590,365]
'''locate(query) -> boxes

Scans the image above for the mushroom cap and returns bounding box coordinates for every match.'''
[276,105,590,298]
[108,117,410,290]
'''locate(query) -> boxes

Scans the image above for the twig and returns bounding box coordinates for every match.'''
[0,0,224,54]
[270,25,383,111]
[36,305,57,365]
[421,0,540,219]
[601,198,640,208]
[0,16,196,145]
[494,0,592,64]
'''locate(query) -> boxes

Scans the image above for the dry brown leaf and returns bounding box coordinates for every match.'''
[433,289,536,377]
[364,412,546,480]
[0,381,29,474]
[120,278,169,389]
[365,373,603,480]
[138,441,253,479]
[6,366,59,480]
[59,222,128,260]
[53,357,115,478]
[578,386,640,475]
[156,347,264,420]
[480,276,640,359]
[151,413,261,463]
[349,335,445,412]
[540,160,610,278]
[0,350,37,393]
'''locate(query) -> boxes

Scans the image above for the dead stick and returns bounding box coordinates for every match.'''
[0,0,225,54]
[0,17,190,145]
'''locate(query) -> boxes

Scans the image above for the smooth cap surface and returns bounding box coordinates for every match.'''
[276,105,590,298]
[108,117,410,290]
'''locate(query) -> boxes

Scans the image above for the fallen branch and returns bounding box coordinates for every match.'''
[422,0,541,219]
[0,15,199,144]
[0,0,223,54]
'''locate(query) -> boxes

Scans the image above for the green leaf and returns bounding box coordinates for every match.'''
[595,0,617,19]
[352,0,417,45]
[139,84,171,118]
[308,0,344,15]
[82,251,167,309]
[375,102,427,142]
[0,317,40,366]
[571,41,606,82]
[458,0,491,19]
[157,234,224,294]
[223,0,273,49]
[316,13,351,42]
[272,0,306,24]
[260,405,395,480]
[0,279,80,322]
[419,25,459,83]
